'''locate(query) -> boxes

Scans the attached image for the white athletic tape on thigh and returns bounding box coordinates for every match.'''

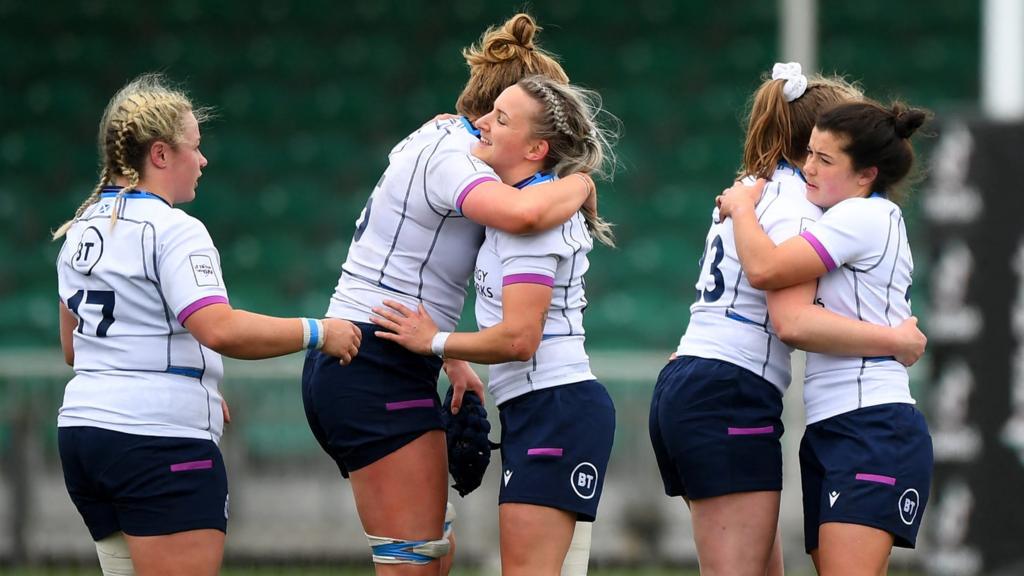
[95,532,135,576]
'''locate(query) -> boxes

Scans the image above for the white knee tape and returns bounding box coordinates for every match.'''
[443,501,457,540]
[561,521,592,576]
[95,532,135,576]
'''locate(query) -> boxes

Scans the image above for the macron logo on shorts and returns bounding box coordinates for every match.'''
[503,470,513,486]
[829,491,840,508]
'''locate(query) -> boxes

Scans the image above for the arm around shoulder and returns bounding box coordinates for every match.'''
[460,175,591,235]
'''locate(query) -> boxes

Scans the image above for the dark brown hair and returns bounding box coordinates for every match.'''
[815,100,930,204]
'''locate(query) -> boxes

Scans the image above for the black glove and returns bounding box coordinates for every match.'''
[441,386,498,497]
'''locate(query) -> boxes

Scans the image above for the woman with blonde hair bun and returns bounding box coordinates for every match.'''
[302,13,604,575]
[374,73,619,575]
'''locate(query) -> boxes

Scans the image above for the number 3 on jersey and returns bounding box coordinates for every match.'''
[695,235,725,303]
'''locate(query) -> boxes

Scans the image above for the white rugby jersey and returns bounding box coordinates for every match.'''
[677,163,823,392]
[327,117,497,331]
[56,188,227,442]
[800,194,915,424]
[473,173,596,406]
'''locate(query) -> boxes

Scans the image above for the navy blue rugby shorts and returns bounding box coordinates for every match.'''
[497,380,615,522]
[58,426,228,540]
[649,355,785,500]
[302,322,444,477]
[800,402,932,552]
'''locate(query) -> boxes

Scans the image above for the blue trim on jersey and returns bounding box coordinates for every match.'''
[726,309,761,326]
[100,187,171,206]
[459,116,481,138]
[514,171,555,189]
[869,191,887,199]
[166,365,203,379]
[777,160,806,182]
[864,355,897,362]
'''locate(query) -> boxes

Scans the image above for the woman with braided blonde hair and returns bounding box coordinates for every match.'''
[54,73,362,576]
[300,12,606,575]
[371,74,618,575]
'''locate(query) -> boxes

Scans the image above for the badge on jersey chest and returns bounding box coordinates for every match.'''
[190,254,220,287]
[72,226,104,275]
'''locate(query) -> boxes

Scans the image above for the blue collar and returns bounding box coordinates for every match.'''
[513,171,555,189]
[869,191,886,199]
[459,116,480,138]
[100,186,171,207]
[778,160,806,182]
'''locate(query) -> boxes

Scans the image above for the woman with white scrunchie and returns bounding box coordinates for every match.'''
[648,63,926,576]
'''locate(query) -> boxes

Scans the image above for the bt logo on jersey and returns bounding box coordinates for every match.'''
[571,462,599,500]
[72,226,104,275]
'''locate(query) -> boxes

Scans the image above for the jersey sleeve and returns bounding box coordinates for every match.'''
[424,137,499,214]
[493,229,560,288]
[157,214,230,325]
[760,180,822,245]
[800,198,885,272]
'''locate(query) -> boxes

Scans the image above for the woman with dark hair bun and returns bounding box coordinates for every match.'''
[719,99,934,576]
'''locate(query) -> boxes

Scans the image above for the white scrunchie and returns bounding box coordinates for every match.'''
[772,62,808,102]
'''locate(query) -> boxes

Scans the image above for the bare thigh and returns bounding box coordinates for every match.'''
[500,503,576,576]
[124,529,224,576]
[814,522,893,576]
[349,430,448,576]
[689,490,781,576]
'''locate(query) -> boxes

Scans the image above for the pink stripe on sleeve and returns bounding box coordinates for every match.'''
[177,295,229,324]
[799,231,837,272]
[503,273,554,287]
[455,177,499,211]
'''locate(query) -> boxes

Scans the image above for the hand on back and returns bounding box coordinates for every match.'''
[894,316,926,367]
[716,178,767,219]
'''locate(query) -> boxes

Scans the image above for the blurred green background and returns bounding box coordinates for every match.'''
[0,0,982,572]
[0,0,977,350]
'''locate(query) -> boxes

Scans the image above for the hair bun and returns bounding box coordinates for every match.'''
[506,13,537,49]
[480,14,537,62]
[892,103,928,139]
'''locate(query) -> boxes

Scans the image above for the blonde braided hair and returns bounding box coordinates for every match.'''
[516,75,620,247]
[53,73,210,239]
[534,82,573,138]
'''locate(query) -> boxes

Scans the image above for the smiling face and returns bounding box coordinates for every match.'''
[471,85,547,183]
[803,127,877,209]
[164,111,207,204]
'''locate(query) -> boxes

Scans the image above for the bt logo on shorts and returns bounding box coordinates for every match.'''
[571,462,599,500]
[899,488,920,525]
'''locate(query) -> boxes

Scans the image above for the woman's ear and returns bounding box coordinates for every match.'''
[857,166,879,189]
[525,139,549,162]
[149,141,169,169]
